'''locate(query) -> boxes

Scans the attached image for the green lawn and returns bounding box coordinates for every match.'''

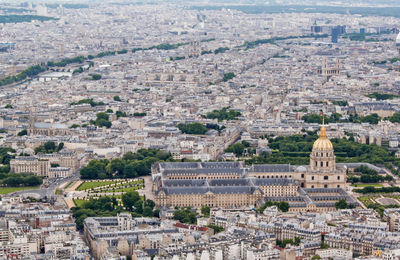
[98,185,144,193]
[358,196,377,207]
[73,199,87,207]
[64,181,73,189]
[77,179,143,191]
[77,180,119,191]
[351,183,383,188]
[0,186,39,195]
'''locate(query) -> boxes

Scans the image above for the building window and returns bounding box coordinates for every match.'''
[320,162,323,167]
[312,176,314,180]
[326,153,329,157]
[311,185,314,188]
[315,161,318,167]
[324,176,328,180]
[337,176,340,180]
[337,185,340,188]
[326,162,329,167]
[301,174,304,178]
[324,184,328,188]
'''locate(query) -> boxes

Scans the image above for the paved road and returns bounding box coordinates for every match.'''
[11,173,80,199]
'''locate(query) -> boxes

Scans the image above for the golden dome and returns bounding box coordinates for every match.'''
[312,123,333,151]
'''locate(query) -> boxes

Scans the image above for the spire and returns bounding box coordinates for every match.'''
[320,117,327,138]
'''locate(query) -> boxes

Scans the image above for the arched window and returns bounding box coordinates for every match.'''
[324,176,328,180]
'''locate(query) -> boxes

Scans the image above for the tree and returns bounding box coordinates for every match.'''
[113,96,121,101]
[223,72,235,82]
[207,224,224,233]
[201,206,210,217]
[17,130,27,136]
[93,112,112,128]
[116,111,127,118]
[173,208,197,224]
[5,104,12,109]
[311,255,321,260]
[144,199,155,209]
[123,162,138,178]
[57,142,64,151]
[96,119,112,128]
[121,191,141,211]
[90,74,102,80]
[96,112,109,121]
[134,200,143,214]
[44,141,56,152]
[143,206,153,217]
[107,158,125,176]
[177,123,208,135]
[335,199,349,209]
[278,201,290,212]
[205,108,241,121]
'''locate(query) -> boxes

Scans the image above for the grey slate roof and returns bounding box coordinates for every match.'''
[248,164,294,173]
[252,178,293,186]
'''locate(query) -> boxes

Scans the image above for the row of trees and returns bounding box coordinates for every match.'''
[302,113,381,125]
[225,140,256,157]
[0,65,47,86]
[0,173,42,187]
[204,107,241,121]
[247,132,396,166]
[276,237,301,248]
[80,148,172,179]
[354,186,400,194]
[385,113,400,123]
[347,165,393,184]
[70,98,105,107]
[332,100,348,106]
[177,123,208,135]
[366,92,398,100]
[257,201,290,213]
[34,141,64,154]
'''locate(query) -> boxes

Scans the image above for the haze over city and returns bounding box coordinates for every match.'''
[0,0,399,259]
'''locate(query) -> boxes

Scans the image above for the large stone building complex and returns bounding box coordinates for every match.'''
[153,124,358,212]
[10,152,78,178]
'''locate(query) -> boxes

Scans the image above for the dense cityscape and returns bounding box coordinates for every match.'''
[0,0,400,259]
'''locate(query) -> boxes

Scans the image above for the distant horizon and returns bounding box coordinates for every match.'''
[0,0,400,8]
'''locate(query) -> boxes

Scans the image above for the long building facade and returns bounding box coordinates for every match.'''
[153,124,359,212]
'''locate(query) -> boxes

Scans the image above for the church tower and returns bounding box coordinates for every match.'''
[309,120,336,172]
[304,120,346,189]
